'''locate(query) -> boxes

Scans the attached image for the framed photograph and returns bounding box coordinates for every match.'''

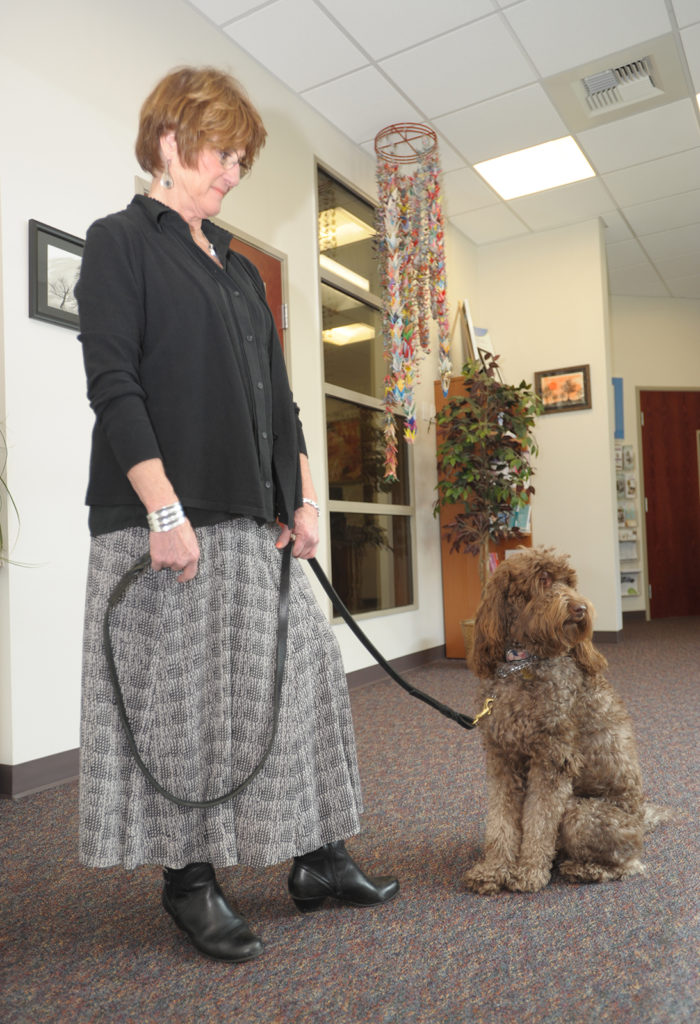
[534,364,591,415]
[28,219,84,330]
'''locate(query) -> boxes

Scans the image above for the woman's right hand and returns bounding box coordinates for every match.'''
[149,519,200,582]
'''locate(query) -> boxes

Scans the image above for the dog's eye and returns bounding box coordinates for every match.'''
[539,571,552,588]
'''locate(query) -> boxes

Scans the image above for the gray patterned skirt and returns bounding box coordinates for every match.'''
[79,518,363,869]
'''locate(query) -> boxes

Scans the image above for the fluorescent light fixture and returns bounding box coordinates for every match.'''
[474,136,596,200]
[319,253,370,292]
[322,322,376,346]
[319,207,375,250]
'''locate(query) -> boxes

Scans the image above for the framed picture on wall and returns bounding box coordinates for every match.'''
[534,364,591,414]
[28,220,84,330]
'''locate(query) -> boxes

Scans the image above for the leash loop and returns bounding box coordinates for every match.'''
[103,543,292,808]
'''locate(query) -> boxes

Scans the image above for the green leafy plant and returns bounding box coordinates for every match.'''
[434,354,543,594]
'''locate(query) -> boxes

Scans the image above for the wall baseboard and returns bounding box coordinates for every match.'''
[346,644,446,689]
[0,748,79,800]
[1,647,448,798]
[593,629,623,644]
[623,610,647,622]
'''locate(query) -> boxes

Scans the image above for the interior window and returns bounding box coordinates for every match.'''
[317,166,414,615]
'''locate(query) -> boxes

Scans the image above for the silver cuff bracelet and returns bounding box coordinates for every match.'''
[147,501,186,533]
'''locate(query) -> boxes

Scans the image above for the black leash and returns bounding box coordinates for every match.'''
[308,558,476,731]
[103,543,292,809]
[103,545,477,808]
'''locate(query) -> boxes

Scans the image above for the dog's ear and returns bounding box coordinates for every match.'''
[572,639,607,676]
[470,570,510,677]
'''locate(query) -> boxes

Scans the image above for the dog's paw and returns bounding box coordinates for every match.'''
[463,862,509,895]
[558,858,646,883]
[506,865,551,892]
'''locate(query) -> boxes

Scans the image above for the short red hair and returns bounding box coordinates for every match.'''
[135,66,267,174]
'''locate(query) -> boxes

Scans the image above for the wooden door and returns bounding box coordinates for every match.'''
[640,389,700,618]
[228,236,286,350]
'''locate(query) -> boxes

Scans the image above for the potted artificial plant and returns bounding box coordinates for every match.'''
[433,353,542,657]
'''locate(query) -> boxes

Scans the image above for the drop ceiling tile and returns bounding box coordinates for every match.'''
[188,0,263,23]
[451,204,530,245]
[433,84,568,164]
[608,262,670,297]
[602,148,700,206]
[508,178,616,231]
[316,0,494,59]
[639,222,700,260]
[668,273,700,297]
[302,66,423,143]
[435,140,470,173]
[654,250,700,278]
[681,23,700,90]
[605,238,648,270]
[672,0,700,29]
[503,0,672,78]
[379,17,536,119]
[622,189,700,235]
[441,166,498,216]
[223,0,367,93]
[577,99,700,173]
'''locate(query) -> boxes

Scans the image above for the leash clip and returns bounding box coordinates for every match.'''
[473,696,495,726]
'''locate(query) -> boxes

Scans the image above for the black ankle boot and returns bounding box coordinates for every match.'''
[288,840,399,913]
[162,862,264,962]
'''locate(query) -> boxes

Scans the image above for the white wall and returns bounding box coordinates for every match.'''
[610,295,700,414]
[478,220,622,632]
[0,0,478,765]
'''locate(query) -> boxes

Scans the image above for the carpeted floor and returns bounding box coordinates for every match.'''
[1,616,698,1024]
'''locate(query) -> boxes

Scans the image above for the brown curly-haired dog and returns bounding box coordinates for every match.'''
[464,547,668,895]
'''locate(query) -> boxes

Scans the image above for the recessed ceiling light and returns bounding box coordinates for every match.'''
[319,253,370,292]
[318,207,375,250]
[474,136,596,200]
[322,322,375,346]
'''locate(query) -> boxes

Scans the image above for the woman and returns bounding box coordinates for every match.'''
[77,66,398,964]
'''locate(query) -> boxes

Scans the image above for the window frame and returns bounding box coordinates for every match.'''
[316,161,417,620]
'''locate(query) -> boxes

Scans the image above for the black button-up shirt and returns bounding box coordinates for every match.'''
[76,195,306,534]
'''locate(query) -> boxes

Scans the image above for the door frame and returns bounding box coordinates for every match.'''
[218,222,290,367]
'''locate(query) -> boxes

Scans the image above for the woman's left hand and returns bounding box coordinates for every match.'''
[276,502,319,559]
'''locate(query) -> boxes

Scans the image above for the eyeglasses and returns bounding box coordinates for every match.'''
[214,148,250,176]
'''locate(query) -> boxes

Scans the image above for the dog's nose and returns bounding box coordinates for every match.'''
[569,603,587,621]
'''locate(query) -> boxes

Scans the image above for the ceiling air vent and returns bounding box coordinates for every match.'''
[582,57,662,113]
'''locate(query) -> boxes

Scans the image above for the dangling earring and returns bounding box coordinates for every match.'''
[160,159,174,189]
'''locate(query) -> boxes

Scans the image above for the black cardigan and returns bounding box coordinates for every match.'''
[76,195,306,532]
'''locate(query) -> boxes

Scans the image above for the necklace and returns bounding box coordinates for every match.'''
[144,195,219,262]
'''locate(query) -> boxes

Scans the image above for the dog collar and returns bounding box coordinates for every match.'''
[496,649,539,679]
